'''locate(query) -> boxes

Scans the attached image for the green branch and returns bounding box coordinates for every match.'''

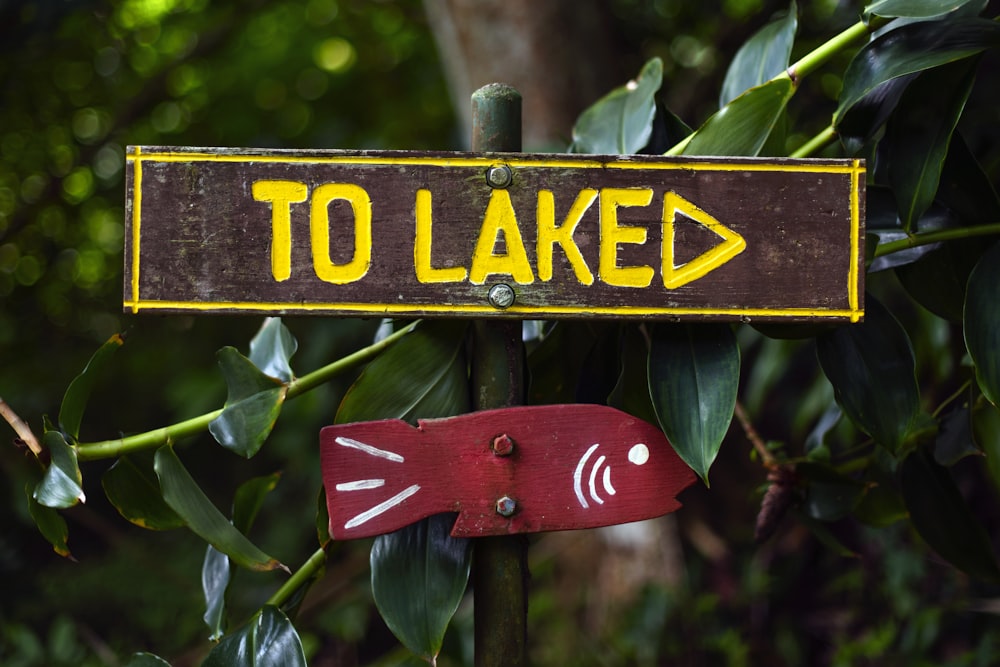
[790,125,838,158]
[873,223,1000,258]
[787,18,882,83]
[75,321,419,461]
[267,545,328,608]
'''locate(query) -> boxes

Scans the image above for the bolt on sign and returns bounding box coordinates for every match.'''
[124,146,865,322]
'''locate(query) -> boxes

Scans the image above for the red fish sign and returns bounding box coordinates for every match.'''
[320,404,696,539]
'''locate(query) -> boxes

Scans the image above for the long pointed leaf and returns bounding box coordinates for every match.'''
[720,1,797,107]
[201,606,307,667]
[102,454,185,530]
[965,241,1000,407]
[682,78,794,157]
[154,444,285,572]
[26,484,71,558]
[816,296,921,453]
[836,18,1000,126]
[571,57,662,154]
[371,514,472,661]
[864,0,987,22]
[203,545,230,641]
[887,58,977,231]
[648,323,740,484]
[59,333,123,440]
[900,447,1000,580]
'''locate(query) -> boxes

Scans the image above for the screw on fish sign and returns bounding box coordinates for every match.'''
[319,404,697,539]
[123,146,866,322]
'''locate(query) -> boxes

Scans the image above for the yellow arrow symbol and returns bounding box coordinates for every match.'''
[661,192,746,289]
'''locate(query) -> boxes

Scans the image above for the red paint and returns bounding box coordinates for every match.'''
[320,404,696,539]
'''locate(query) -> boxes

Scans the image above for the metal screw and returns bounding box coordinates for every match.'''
[488,283,515,309]
[496,496,517,517]
[492,434,514,456]
[485,164,513,189]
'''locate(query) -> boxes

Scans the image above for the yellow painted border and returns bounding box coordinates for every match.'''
[125,148,866,321]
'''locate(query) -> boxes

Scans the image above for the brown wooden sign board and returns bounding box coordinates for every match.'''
[124,146,865,322]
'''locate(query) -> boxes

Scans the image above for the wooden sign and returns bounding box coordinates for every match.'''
[320,405,696,539]
[125,146,865,322]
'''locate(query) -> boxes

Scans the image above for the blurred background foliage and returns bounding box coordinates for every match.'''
[2,0,999,665]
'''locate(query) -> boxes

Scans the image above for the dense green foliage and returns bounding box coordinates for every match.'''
[3,0,1000,665]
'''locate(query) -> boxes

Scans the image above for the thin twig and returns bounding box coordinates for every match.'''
[734,400,777,469]
[0,397,42,457]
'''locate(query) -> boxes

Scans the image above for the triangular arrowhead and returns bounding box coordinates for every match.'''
[662,192,746,289]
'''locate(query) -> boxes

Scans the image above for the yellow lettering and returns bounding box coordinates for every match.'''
[661,192,746,289]
[310,183,372,284]
[252,180,308,282]
[536,189,595,285]
[469,189,534,285]
[414,189,468,283]
[599,188,654,288]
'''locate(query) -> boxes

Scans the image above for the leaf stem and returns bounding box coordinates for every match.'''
[790,125,838,158]
[267,545,327,608]
[75,321,420,461]
[787,19,880,83]
[873,223,1000,258]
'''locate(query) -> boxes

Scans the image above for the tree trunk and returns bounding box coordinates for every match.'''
[423,0,629,151]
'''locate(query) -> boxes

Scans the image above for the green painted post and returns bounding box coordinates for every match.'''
[470,83,528,667]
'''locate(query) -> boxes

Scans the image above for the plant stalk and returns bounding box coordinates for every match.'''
[267,545,327,608]
[790,125,838,158]
[874,223,1000,258]
[75,320,419,461]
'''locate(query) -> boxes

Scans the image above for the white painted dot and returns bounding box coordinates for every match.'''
[628,443,649,465]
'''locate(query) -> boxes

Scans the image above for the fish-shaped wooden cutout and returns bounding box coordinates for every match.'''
[320,404,696,539]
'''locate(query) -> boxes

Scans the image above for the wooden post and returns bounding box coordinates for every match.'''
[470,83,528,667]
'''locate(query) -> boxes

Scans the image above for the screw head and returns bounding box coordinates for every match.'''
[488,283,515,309]
[485,164,512,189]
[496,496,517,517]
[492,434,514,456]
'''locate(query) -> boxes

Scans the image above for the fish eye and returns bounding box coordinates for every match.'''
[628,443,649,465]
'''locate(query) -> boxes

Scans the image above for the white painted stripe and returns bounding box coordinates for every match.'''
[589,455,607,505]
[573,443,600,509]
[336,479,385,491]
[603,465,616,496]
[344,484,421,530]
[335,436,404,462]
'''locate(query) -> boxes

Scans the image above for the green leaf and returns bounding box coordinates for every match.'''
[864,0,986,22]
[102,454,185,530]
[835,18,1000,127]
[58,333,123,440]
[371,513,472,661]
[202,545,230,641]
[648,323,740,484]
[124,653,172,667]
[720,1,797,107]
[682,78,794,157]
[853,467,908,527]
[816,295,921,453]
[887,58,976,232]
[799,462,866,521]
[154,444,285,572]
[316,487,331,548]
[934,402,980,466]
[964,241,1000,407]
[570,57,662,154]
[26,484,72,558]
[209,347,287,458]
[33,430,85,508]
[972,400,1000,490]
[201,606,306,667]
[900,447,1000,580]
[233,472,281,534]
[608,325,656,425]
[336,321,470,424]
[249,318,297,383]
